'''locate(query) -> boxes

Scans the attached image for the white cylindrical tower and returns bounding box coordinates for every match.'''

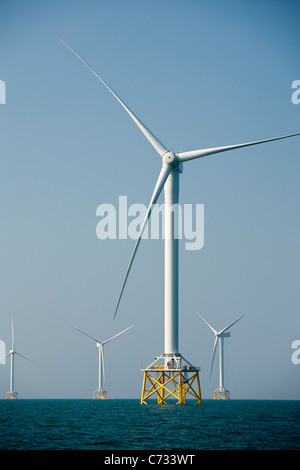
[98,344,102,390]
[219,336,224,389]
[10,351,14,392]
[164,168,180,356]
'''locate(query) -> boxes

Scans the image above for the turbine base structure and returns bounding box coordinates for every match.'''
[93,388,108,399]
[5,389,18,399]
[140,354,202,405]
[213,387,230,400]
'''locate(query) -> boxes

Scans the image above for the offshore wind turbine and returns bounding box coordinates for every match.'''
[72,324,134,399]
[0,319,37,399]
[58,36,300,404]
[196,312,244,399]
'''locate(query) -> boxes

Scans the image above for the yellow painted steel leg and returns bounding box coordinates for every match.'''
[140,371,147,404]
[178,371,184,404]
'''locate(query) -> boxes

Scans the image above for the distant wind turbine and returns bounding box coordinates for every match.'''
[72,324,134,399]
[0,319,38,399]
[58,35,300,404]
[196,312,244,399]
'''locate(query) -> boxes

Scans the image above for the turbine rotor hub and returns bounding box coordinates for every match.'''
[163,151,177,167]
[163,151,182,172]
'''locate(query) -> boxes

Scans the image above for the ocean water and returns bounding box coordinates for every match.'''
[0,399,299,451]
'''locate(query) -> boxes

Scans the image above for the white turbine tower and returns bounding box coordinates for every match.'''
[0,319,37,399]
[196,312,244,399]
[72,324,134,399]
[58,36,300,404]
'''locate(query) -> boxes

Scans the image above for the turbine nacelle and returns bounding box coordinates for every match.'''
[219,331,230,338]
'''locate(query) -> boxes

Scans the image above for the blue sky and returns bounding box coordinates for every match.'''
[0,0,299,399]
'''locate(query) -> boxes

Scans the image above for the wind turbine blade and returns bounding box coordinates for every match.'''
[114,164,172,318]
[194,311,217,335]
[177,132,300,163]
[209,336,219,379]
[0,351,12,363]
[57,36,168,157]
[71,326,102,344]
[102,324,134,345]
[15,351,39,366]
[219,314,244,335]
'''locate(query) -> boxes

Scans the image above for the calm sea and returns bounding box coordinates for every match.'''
[0,399,299,452]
